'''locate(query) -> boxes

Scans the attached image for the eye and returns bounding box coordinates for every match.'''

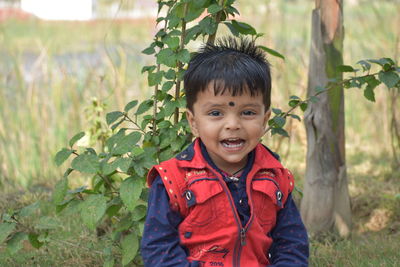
[242,110,256,116]
[208,110,222,116]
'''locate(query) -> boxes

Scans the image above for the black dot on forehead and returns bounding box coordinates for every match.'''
[229,101,235,106]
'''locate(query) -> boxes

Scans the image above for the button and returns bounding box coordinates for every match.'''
[185,191,192,201]
[184,232,192,238]
[239,199,243,204]
[276,190,282,201]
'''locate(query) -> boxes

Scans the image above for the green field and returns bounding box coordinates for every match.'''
[1,0,399,266]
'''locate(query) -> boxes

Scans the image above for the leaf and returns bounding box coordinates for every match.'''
[271,127,289,137]
[135,100,154,115]
[357,60,371,72]
[121,232,139,266]
[309,96,319,103]
[300,103,308,112]
[273,116,286,128]
[120,177,143,211]
[7,232,27,255]
[164,36,180,50]
[288,99,299,108]
[0,223,16,243]
[71,154,100,174]
[28,232,44,248]
[19,201,40,217]
[80,194,107,230]
[53,177,68,205]
[378,71,399,89]
[54,148,73,166]
[199,16,218,35]
[289,114,301,121]
[315,86,326,93]
[336,65,355,73]
[208,3,223,14]
[131,205,147,221]
[158,120,172,129]
[231,20,257,35]
[162,81,175,91]
[124,100,138,112]
[69,132,85,148]
[176,49,191,64]
[364,87,375,102]
[112,132,142,155]
[224,21,240,36]
[148,71,163,86]
[106,111,124,126]
[272,108,282,115]
[141,65,156,74]
[157,48,177,67]
[141,45,155,55]
[258,45,285,60]
[35,216,60,230]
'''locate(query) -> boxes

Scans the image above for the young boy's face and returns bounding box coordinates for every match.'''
[187,84,270,173]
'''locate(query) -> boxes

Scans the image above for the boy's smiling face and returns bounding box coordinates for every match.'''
[187,85,270,174]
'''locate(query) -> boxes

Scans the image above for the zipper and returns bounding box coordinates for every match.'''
[208,168,251,267]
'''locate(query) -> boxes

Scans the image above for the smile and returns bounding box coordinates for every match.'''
[221,138,245,149]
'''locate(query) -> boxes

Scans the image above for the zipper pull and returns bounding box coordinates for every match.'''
[240,228,246,246]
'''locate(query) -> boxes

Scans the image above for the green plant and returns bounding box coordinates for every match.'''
[1,1,399,266]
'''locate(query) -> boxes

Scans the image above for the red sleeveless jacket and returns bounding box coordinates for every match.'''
[147,139,295,267]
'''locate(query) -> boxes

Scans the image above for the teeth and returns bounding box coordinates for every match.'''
[222,142,243,148]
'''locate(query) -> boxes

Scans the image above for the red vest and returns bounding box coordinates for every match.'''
[147,139,295,267]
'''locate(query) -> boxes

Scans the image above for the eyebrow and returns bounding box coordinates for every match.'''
[202,103,263,109]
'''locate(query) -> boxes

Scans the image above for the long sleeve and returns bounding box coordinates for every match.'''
[140,176,199,267]
[269,194,309,266]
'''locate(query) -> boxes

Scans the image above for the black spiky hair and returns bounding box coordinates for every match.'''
[184,36,271,112]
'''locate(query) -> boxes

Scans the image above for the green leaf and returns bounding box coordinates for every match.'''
[357,60,371,72]
[271,127,289,137]
[141,45,155,55]
[53,178,68,205]
[7,232,27,255]
[69,132,85,147]
[112,132,141,155]
[288,99,299,107]
[148,71,163,86]
[309,96,319,103]
[258,45,285,60]
[176,49,191,64]
[157,48,177,67]
[71,154,100,174]
[141,65,156,73]
[131,205,147,221]
[273,116,286,128]
[378,71,399,89]
[28,232,44,248]
[364,87,375,102]
[0,223,16,243]
[80,194,107,230]
[106,111,124,126]
[272,108,282,115]
[208,3,223,14]
[120,177,143,211]
[199,16,218,35]
[289,114,301,121]
[231,20,257,35]
[336,65,355,73]
[300,103,308,112]
[224,21,240,36]
[162,81,175,91]
[121,232,139,266]
[158,120,172,129]
[315,86,326,93]
[164,36,180,50]
[124,100,138,112]
[19,201,40,217]
[35,216,60,230]
[54,148,73,166]
[135,100,154,115]
[103,256,115,267]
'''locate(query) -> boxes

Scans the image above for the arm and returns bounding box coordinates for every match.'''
[140,176,199,267]
[268,194,309,267]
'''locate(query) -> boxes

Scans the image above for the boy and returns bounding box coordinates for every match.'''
[141,37,309,266]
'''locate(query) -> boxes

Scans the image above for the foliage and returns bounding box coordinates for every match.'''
[1,1,399,266]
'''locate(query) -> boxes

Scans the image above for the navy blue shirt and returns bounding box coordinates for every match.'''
[141,145,309,266]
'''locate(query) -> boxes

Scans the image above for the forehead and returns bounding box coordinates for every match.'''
[194,85,263,106]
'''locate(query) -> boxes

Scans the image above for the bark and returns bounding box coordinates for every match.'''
[300,0,351,237]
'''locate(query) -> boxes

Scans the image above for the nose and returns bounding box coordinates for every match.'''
[225,114,241,130]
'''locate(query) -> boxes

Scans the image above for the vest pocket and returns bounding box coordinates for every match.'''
[185,179,223,226]
[251,179,281,226]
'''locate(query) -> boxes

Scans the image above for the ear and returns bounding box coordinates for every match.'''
[186,110,199,137]
[263,109,271,129]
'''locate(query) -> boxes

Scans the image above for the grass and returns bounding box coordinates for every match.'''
[0,0,400,266]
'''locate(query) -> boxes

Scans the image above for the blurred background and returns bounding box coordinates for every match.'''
[0,0,399,266]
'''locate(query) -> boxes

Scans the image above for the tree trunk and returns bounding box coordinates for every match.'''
[300,0,351,237]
